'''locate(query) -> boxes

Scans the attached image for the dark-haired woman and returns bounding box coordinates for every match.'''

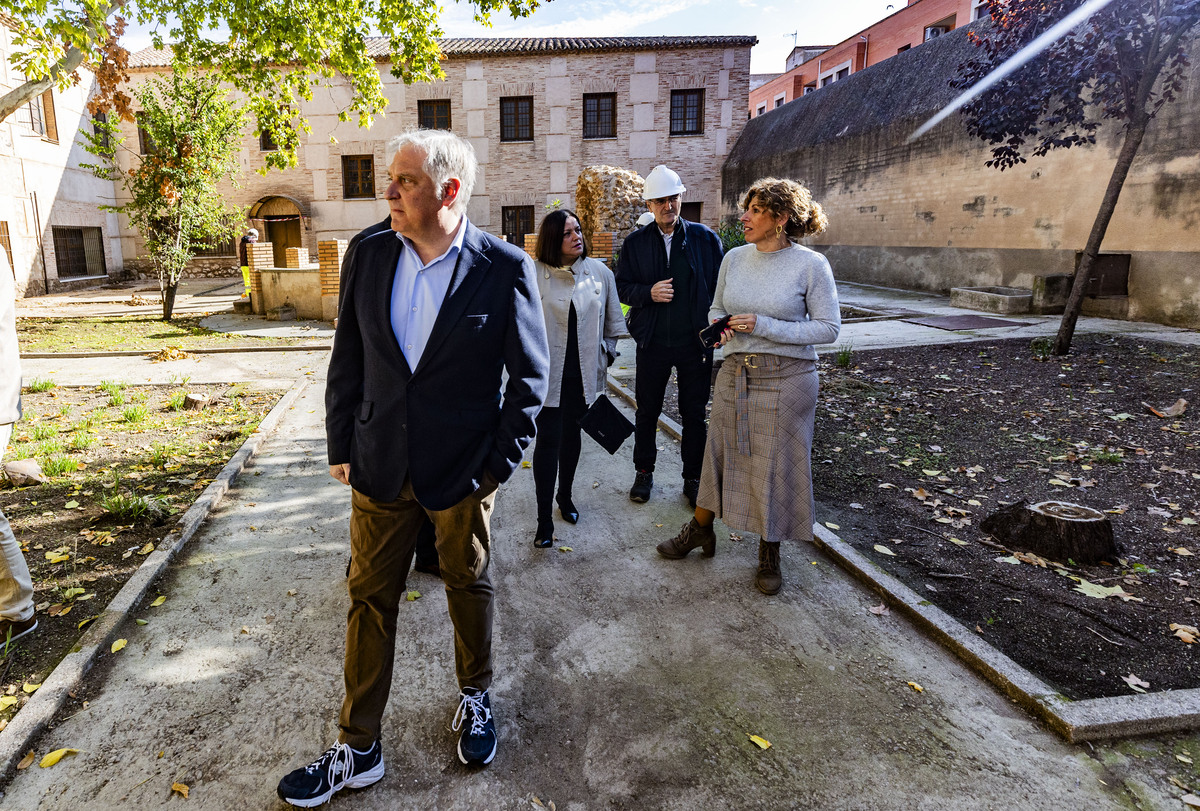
[657,178,841,594]
[531,209,626,548]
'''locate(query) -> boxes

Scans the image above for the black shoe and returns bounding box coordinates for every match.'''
[277,740,384,807]
[629,470,653,503]
[556,493,579,524]
[0,616,37,649]
[454,687,497,766]
[533,518,554,549]
[683,478,700,509]
[413,560,442,578]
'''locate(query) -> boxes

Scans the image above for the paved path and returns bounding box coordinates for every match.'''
[2,282,1196,807]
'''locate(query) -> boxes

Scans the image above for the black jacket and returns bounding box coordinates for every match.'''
[325,220,550,510]
[615,218,724,349]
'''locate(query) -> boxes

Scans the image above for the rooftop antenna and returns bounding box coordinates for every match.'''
[784,31,798,48]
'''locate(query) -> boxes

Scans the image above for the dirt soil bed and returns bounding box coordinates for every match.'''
[0,382,280,729]
[667,334,1199,700]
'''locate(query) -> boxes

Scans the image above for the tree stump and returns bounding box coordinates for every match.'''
[183,393,209,411]
[980,500,1118,564]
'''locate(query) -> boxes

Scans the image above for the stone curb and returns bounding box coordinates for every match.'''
[0,377,310,777]
[22,344,329,360]
[810,523,1200,742]
[606,373,683,441]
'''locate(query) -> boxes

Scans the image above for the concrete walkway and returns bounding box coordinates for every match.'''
[1,283,1196,807]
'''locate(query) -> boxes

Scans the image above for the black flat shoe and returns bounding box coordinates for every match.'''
[534,519,555,549]
[556,495,579,525]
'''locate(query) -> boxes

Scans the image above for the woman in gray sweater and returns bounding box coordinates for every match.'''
[656,177,841,594]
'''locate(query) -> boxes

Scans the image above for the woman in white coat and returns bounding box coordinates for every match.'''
[532,209,626,548]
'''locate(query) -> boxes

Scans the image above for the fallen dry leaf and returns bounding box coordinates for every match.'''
[406,590,420,601]
[1171,623,1199,644]
[22,682,41,694]
[746,734,771,750]
[1181,793,1200,809]
[873,544,897,557]
[39,748,79,768]
[16,750,35,770]
[907,681,924,693]
[111,639,127,653]
[868,603,890,616]
[1120,673,1150,689]
[1171,547,1195,557]
[824,522,840,530]
[150,595,166,607]
[558,546,574,552]
[1179,754,1196,765]
[172,781,190,798]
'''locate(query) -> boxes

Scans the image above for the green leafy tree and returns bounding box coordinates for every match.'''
[83,68,245,320]
[0,0,539,169]
[953,0,1200,355]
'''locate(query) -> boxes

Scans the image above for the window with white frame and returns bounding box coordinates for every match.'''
[773,93,786,109]
[818,60,852,88]
[756,104,766,117]
[971,0,989,20]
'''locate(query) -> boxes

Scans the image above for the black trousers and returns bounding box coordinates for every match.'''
[532,369,588,521]
[632,343,713,480]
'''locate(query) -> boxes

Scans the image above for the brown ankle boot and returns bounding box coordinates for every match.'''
[656,518,717,559]
[755,540,782,594]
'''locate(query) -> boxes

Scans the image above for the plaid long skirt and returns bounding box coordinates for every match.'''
[696,353,819,543]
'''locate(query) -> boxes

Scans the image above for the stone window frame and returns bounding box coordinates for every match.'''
[669,89,705,136]
[773,93,786,109]
[500,96,534,142]
[818,59,852,88]
[582,92,617,139]
[26,89,58,142]
[755,103,766,117]
[341,155,376,200]
[418,99,452,130]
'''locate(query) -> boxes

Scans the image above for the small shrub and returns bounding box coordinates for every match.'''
[25,378,56,393]
[1030,337,1053,361]
[31,423,59,441]
[122,404,149,423]
[100,489,169,523]
[715,217,746,253]
[41,454,78,477]
[834,343,854,369]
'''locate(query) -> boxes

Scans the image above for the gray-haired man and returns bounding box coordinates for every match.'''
[278,130,548,806]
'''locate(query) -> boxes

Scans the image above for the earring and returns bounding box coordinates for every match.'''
[775,224,783,237]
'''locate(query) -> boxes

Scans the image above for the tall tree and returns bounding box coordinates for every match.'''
[83,68,245,320]
[953,0,1200,355]
[0,0,539,169]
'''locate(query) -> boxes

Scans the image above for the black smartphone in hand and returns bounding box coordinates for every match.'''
[699,315,732,349]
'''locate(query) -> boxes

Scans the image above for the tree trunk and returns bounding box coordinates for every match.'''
[1052,116,1149,356]
[162,280,179,321]
[980,500,1118,564]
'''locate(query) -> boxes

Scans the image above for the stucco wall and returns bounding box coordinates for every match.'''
[725,25,1200,328]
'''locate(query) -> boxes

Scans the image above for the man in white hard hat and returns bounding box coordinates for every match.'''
[615,165,724,507]
[238,228,259,298]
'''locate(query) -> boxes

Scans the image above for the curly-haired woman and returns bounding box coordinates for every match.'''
[656,177,841,594]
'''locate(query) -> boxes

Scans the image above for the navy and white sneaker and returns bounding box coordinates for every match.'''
[277,740,384,807]
[453,687,497,766]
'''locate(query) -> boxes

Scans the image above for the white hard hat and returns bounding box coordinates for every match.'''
[642,165,686,200]
[248,228,259,238]
[637,211,656,227]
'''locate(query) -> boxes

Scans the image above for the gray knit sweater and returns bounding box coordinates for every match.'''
[709,242,841,361]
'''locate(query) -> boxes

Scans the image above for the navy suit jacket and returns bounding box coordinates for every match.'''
[326,219,550,511]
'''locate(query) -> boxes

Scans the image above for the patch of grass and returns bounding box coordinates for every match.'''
[100,488,169,523]
[1091,448,1124,464]
[31,423,59,441]
[58,404,72,418]
[149,442,174,468]
[121,405,149,424]
[166,390,188,411]
[37,438,64,456]
[73,413,102,431]
[100,381,125,407]
[25,378,56,393]
[834,343,854,369]
[15,314,305,353]
[1030,336,1053,361]
[41,455,77,477]
[67,433,97,452]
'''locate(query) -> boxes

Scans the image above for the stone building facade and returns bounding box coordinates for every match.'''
[0,16,123,295]
[118,36,756,277]
[724,26,1200,329]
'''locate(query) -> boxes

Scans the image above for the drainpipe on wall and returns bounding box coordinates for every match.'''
[860,34,870,67]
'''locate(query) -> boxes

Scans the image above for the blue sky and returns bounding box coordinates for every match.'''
[121,0,898,76]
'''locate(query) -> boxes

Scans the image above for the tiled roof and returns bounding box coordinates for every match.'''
[128,35,757,68]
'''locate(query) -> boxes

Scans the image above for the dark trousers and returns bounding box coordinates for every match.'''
[633,343,713,480]
[532,370,587,521]
[339,478,495,749]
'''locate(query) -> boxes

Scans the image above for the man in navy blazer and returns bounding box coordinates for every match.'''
[279,130,549,807]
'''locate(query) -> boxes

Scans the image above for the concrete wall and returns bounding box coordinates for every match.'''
[0,21,123,296]
[725,26,1200,328]
[114,38,754,279]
